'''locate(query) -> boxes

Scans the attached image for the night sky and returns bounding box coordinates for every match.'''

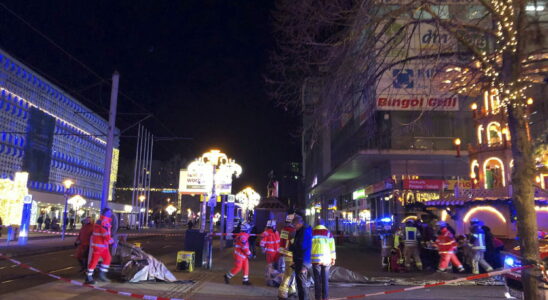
[0,1,300,195]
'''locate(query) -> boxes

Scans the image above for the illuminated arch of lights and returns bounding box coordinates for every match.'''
[463,206,507,224]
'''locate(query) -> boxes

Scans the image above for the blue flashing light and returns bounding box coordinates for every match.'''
[380,217,392,223]
[504,256,517,268]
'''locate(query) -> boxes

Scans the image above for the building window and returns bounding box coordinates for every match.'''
[487,122,502,145]
[471,160,479,180]
[484,157,505,188]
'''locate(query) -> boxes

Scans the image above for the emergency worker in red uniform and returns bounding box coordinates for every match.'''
[435,221,464,273]
[224,222,253,285]
[85,208,114,284]
[75,217,94,271]
[261,220,281,286]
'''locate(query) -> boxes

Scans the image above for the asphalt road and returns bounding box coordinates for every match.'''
[0,234,184,296]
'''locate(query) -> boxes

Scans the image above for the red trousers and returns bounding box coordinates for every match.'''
[229,256,249,278]
[265,252,279,264]
[88,248,112,270]
[438,252,462,270]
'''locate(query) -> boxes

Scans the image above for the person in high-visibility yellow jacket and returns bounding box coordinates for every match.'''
[311,220,336,300]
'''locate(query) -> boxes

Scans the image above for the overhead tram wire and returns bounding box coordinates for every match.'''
[0,2,185,143]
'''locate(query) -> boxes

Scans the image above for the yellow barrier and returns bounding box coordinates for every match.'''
[176,251,195,272]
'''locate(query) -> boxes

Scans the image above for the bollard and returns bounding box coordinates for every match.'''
[176,251,195,272]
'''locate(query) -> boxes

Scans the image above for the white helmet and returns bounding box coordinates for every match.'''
[285,214,295,223]
[266,220,276,228]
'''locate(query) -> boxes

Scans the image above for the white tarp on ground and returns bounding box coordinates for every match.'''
[117,241,177,283]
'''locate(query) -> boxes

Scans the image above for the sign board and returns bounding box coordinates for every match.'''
[364,179,394,195]
[179,167,234,195]
[445,180,473,190]
[403,179,445,190]
[352,189,366,200]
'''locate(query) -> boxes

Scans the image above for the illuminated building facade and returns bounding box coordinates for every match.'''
[0,49,126,225]
[423,89,548,238]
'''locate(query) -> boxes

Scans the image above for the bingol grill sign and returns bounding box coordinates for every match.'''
[376,97,459,111]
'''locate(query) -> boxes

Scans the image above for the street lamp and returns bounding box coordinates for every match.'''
[61,179,74,240]
[138,195,146,229]
[236,187,260,221]
[454,138,461,158]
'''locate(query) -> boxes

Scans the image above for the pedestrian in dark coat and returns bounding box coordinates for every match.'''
[290,214,312,300]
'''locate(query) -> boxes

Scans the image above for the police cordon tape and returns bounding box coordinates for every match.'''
[328,265,533,300]
[29,228,184,237]
[0,252,185,300]
[209,232,354,238]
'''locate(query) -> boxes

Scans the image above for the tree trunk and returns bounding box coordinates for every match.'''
[507,104,542,300]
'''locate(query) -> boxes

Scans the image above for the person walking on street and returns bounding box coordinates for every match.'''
[402,220,423,271]
[311,219,336,300]
[278,214,297,300]
[85,208,114,284]
[0,216,3,237]
[289,214,312,300]
[435,221,465,273]
[75,217,94,272]
[249,223,258,259]
[37,215,44,230]
[261,219,281,286]
[468,219,493,274]
[224,222,253,285]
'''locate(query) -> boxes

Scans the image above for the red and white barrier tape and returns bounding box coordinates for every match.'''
[329,265,533,299]
[0,252,185,300]
[28,229,183,237]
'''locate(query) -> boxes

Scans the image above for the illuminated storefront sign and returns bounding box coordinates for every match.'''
[445,179,472,190]
[352,188,366,200]
[403,179,444,190]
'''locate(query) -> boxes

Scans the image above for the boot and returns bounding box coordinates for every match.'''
[98,271,111,283]
[85,274,96,285]
[223,274,230,284]
[242,280,252,286]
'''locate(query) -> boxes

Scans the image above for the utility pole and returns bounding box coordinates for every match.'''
[145,131,154,227]
[131,124,143,228]
[101,71,119,211]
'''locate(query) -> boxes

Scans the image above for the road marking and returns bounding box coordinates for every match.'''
[50,266,74,273]
[10,265,17,268]
[1,280,15,284]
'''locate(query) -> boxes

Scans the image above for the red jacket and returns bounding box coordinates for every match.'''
[77,222,94,246]
[260,228,280,254]
[234,232,252,260]
[91,216,113,250]
[278,225,296,257]
[435,228,457,253]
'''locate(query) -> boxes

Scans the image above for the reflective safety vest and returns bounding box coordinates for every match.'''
[470,233,486,250]
[278,225,296,257]
[403,226,420,246]
[90,216,112,250]
[311,225,336,265]
[234,232,252,260]
[260,229,280,254]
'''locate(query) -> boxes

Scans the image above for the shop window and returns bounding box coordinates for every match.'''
[484,157,506,188]
[487,122,503,145]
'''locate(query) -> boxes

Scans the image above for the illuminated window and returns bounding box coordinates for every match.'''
[477,125,484,144]
[487,122,502,145]
[489,89,501,114]
[484,157,505,188]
